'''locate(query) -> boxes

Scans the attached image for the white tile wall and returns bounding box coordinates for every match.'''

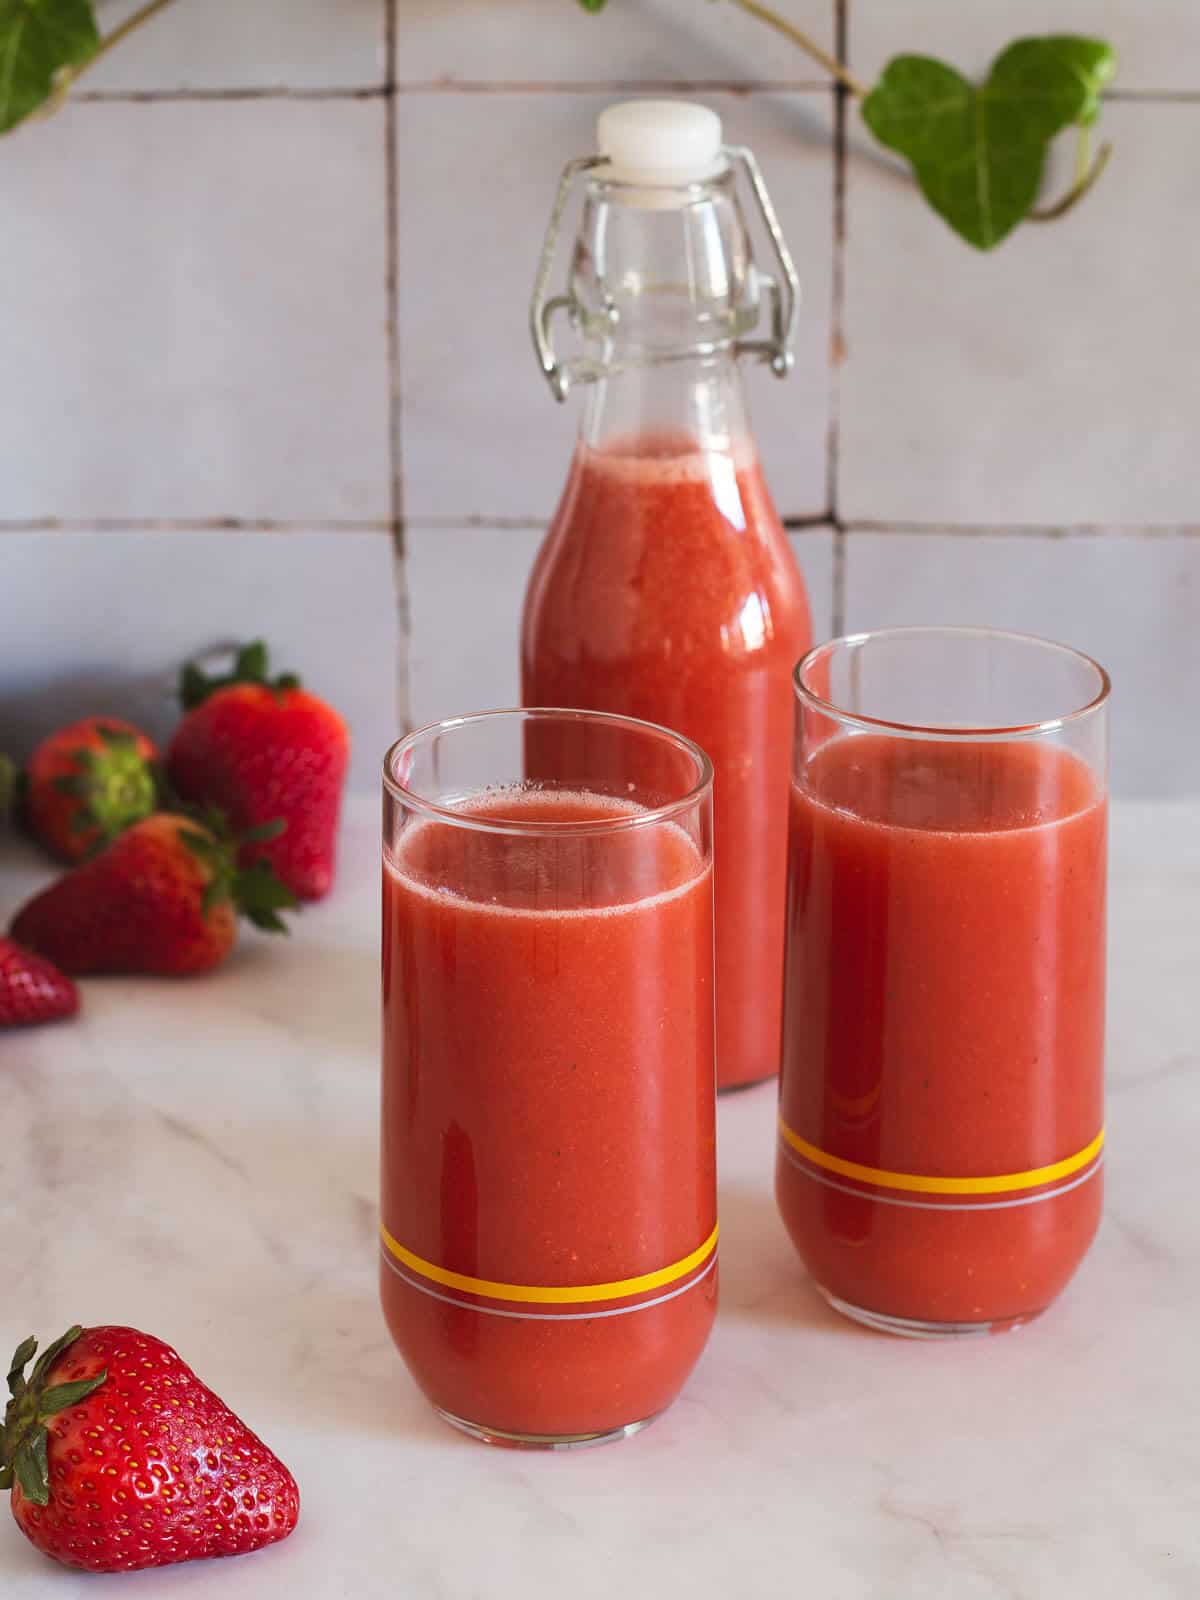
[1,530,400,793]
[395,0,834,85]
[1,4,1196,798]
[791,526,837,645]
[396,89,835,523]
[838,103,1200,527]
[844,529,1200,797]
[849,1,1200,95]
[407,526,543,726]
[89,0,387,91]
[0,101,390,522]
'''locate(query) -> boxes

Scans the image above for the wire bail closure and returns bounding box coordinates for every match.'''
[529,149,800,404]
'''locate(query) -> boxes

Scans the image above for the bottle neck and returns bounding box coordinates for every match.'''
[566,168,759,418]
[579,350,752,458]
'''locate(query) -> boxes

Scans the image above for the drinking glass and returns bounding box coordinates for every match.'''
[777,628,1109,1337]
[381,708,717,1444]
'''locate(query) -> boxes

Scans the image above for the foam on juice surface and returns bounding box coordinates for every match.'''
[386,785,708,919]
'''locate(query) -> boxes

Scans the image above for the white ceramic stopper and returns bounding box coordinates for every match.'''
[596,100,726,186]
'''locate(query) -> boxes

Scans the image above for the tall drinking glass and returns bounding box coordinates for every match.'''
[777,628,1109,1337]
[381,709,717,1445]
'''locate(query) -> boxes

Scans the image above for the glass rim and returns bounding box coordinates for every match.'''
[794,626,1112,740]
[382,707,715,837]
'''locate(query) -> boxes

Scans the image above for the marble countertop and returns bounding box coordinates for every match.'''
[2,795,1197,1599]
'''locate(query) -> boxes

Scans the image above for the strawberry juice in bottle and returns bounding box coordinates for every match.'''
[523,101,812,1089]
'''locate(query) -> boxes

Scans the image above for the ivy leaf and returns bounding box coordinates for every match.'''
[989,36,1115,133]
[0,0,100,136]
[862,36,1116,250]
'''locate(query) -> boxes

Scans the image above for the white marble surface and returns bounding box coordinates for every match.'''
[1,795,1197,1598]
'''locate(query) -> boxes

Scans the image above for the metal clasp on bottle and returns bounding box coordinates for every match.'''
[530,148,801,403]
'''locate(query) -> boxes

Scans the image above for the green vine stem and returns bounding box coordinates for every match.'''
[1074,123,1092,185]
[726,0,868,97]
[1029,137,1113,222]
[36,0,178,119]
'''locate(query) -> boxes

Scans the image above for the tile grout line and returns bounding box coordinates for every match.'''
[1104,89,1200,102]
[371,521,1196,540]
[68,84,1200,106]
[73,85,389,103]
[843,522,1200,539]
[1,515,1190,538]
[68,79,837,107]
[384,0,403,541]
[395,78,831,94]
[827,0,850,638]
[384,0,413,737]
[0,519,394,533]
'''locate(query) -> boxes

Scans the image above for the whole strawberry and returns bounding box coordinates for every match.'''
[168,642,349,901]
[26,717,159,863]
[9,812,295,976]
[1,1325,299,1572]
[0,937,78,1028]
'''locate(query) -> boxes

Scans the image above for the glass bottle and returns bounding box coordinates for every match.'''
[522,100,812,1090]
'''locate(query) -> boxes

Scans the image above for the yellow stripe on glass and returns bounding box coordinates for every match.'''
[777,1116,1104,1196]
[379,1222,719,1305]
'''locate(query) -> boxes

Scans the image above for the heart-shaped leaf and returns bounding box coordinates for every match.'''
[0,0,99,135]
[862,35,1116,249]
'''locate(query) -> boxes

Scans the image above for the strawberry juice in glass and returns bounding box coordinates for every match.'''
[777,628,1109,1337]
[381,709,717,1446]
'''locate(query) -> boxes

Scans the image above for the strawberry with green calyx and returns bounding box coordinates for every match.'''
[0,937,79,1028]
[9,811,297,976]
[2,1325,300,1572]
[169,640,350,901]
[1,1327,106,1506]
[26,717,159,863]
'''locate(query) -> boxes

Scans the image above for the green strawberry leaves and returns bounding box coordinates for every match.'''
[180,814,298,933]
[38,1375,111,1415]
[14,1428,48,1502]
[234,859,298,933]
[2,1327,106,1507]
[50,725,160,844]
[232,817,298,932]
[180,641,302,710]
[5,1336,38,1402]
[861,36,1115,248]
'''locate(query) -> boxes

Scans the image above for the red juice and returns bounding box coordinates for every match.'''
[380,788,717,1439]
[522,438,811,1089]
[776,734,1106,1330]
